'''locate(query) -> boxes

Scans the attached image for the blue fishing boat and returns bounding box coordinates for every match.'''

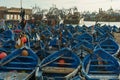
[72,40,94,58]
[74,32,93,43]
[36,40,50,61]
[101,25,111,33]
[111,25,119,32]
[82,48,120,80]
[36,49,50,61]
[0,29,14,41]
[0,46,39,80]
[46,37,60,54]
[65,25,75,34]
[2,40,15,53]
[30,40,41,51]
[46,36,67,54]
[93,25,114,42]
[0,48,7,60]
[41,29,52,38]
[62,29,73,41]
[36,48,81,80]
[95,38,119,55]
[93,26,106,42]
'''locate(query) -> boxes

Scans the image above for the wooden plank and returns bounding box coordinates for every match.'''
[17,56,36,60]
[0,72,28,80]
[61,57,73,60]
[41,54,64,68]
[9,62,35,65]
[90,64,113,67]
[54,62,72,66]
[86,60,91,74]
[0,54,20,66]
[2,67,33,70]
[91,59,111,62]
[42,66,75,74]
[89,71,116,74]
[81,45,93,54]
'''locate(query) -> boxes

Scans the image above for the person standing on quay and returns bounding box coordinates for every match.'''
[20,8,26,30]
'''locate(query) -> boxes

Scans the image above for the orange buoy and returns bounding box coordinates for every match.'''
[0,52,7,59]
[21,36,27,43]
[22,50,29,56]
[58,59,65,66]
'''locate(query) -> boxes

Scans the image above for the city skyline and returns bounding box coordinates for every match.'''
[0,0,120,12]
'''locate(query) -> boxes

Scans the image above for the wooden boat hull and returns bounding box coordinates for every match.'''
[72,40,94,58]
[95,38,119,55]
[0,70,35,80]
[36,48,81,80]
[0,30,14,41]
[0,46,39,80]
[82,48,120,80]
[74,32,93,43]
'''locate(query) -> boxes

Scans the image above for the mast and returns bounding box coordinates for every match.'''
[20,0,25,20]
[108,0,113,25]
[20,0,25,30]
[110,0,112,9]
[20,0,22,8]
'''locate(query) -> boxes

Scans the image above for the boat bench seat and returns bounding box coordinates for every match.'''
[3,67,34,70]
[90,64,114,67]
[54,62,72,66]
[42,66,75,74]
[104,49,115,51]
[91,59,111,63]
[89,71,116,74]
[61,57,74,60]
[18,56,36,61]
[9,62,36,65]
[102,46,115,49]
[101,45,115,48]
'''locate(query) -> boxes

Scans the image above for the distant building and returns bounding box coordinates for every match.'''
[0,7,6,19]
[0,6,32,20]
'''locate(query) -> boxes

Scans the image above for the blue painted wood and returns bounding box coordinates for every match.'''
[0,46,39,79]
[36,48,81,80]
[95,38,119,55]
[82,48,120,80]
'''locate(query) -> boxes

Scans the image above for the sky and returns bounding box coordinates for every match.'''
[0,0,120,12]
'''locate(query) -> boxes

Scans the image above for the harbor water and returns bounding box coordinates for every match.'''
[83,21,120,27]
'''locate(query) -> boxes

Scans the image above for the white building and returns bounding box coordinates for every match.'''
[0,7,32,21]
